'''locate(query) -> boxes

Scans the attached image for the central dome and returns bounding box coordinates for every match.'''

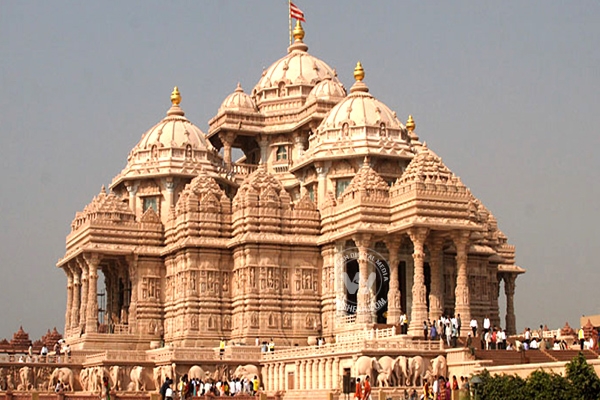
[252,22,341,105]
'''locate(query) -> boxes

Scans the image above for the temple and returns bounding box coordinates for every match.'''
[57,21,524,352]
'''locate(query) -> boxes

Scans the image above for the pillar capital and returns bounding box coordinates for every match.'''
[452,230,470,248]
[408,227,429,248]
[83,253,102,268]
[352,233,372,251]
[218,131,237,146]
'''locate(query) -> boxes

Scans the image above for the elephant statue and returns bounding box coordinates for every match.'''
[376,371,391,387]
[153,365,175,392]
[430,355,447,379]
[49,367,75,391]
[108,366,123,391]
[355,356,382,381]
[19,366,33,391]
[377,356,397,386]
[408,356,427,387]
[129,366,147,391]
[394,356,410,386]
[233,364,260,382]
[79,368,90,392]
[188,365,206,380]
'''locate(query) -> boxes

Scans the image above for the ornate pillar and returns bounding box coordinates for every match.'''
[163,177,176,210]
[318,358,324,389]
[305,360,312,389]
[312,359,319,390]
[428,236,445,324]
[279,363,285,391]
[331,357,340,390]
[64,266,74,335]
[77,258,88,333]
[408,228,429,336]
[294,132,305,158]
[315,162,330,209]
[128,254,139,333]
[325,358,332,389]
[70,266,81,330]
[385,239,401,324]
[85,253,101,333]
[125,182,137,216]
[259,135,269,165]
[354,234,373,325]
[294,361,300,390]
[504,274,517,335]
[299,360,306,390]
[453,231,471,326]
[219,132,236,170]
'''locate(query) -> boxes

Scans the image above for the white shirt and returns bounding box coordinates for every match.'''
[470,319,478,328]
[483,318,491,329]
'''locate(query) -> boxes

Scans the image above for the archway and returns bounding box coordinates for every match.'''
[344,258,359,315]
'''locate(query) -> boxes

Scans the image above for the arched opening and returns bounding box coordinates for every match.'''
[344,258,359,315]
[376,259,389,324]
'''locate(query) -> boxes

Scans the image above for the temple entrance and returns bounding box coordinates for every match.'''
[99,260,131,333]
[344,258,359,315]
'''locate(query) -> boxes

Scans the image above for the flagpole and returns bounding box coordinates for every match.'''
[289,0,292,45]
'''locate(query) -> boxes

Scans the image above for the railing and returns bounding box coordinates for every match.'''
[335,315,356,325]
[85,350,148,364]
[336,327,397,343]
[232,163,259,176]
[272,163,289,173]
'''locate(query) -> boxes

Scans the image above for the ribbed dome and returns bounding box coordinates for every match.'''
[307,78,346,103]
[317,83,404,135]
[252,25,340,99]
[219,83,258,113]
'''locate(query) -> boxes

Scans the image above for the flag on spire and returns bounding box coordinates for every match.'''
[290,2,305,22]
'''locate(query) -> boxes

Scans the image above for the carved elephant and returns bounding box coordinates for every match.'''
[129,366,147,391]
[19,366,33,391]
[408,356,427,387]
[430,355,447,379]
[355,356,382,381]
[153,365,175,392]
[377,356,398,386]
[188,365,206,380]
[49,367,75,391]
[233,364,260,382]
[376,371,392,387]
[108,366,123,391]
[394,356,410,386]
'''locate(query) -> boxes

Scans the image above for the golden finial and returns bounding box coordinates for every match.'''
[354,61,365,82]
[171,86,181,106]
[293,20,305,41]
[406,115,416,132]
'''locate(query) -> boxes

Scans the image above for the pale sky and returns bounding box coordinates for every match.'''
[1,1,599,341]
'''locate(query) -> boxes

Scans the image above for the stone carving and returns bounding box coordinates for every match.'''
[233,364,260,382]
[128,366,147,391]
[430,355,447,379]
[49,367,75,392]
[18,366,33,391]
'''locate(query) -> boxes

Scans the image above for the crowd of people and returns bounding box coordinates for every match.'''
[159,373,261,399]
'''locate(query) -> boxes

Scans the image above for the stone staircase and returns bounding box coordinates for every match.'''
[473,348,598,366]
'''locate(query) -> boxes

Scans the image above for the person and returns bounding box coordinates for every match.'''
[422,379,433,400]
[41,344,49,360]
[354,377,362,400]
[409,388,418,400]
[400,313,408,335]
[483,316,491,335]
[470,318,478,337]
[252,375,260,396]
[101,376,110,400]
[578,327,585,349]
[456,314,462,337]
[363,376,372,400]
[269,338,275,353]
[430,323,437,341]
[423,321,429,340]
[160,377,173,400]
[219,338,226,359]
[452,376,459,400]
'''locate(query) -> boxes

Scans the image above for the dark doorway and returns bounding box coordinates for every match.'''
[424,262,431,310]
[376,260,389,323]
[345,259,359,315]
[399,261,407,315]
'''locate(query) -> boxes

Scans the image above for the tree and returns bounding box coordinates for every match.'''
[478,370,527,400]
[523,369,573,400]
[565,352,600,400]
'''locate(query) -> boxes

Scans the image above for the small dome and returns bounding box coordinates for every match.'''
[252,22,341,100]
[219,83,258,113]
[307,78,346,103]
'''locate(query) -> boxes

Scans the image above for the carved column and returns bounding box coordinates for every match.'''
[128,255,139,333]
[85,253,101,333]
[408,228,429,336]
[163,177,176,210]
[258,135,269,165]
[315,162,330,209]
[385,239,401,324]
[279,363,285,391]
[504,274,517,335]
[64,266,74,335]
[71,267,81,330]
[299,360,306,390]
[294,132,305,158]
[318,358,324,389]
[428,236,445,324]
[77,258,88,333]
[325,358,332,389]
[219,132,236,170]
[453,231,471,326]
[125,182,138,216]
[312,359,319,390]
[354,234,373,325]
[294,361,300,390]
[331,357,340,389]
[305,360,312,389]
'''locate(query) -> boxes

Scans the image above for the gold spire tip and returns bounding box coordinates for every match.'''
[171,86,181,105]
[406,115,415,131]
[293,20,305,41]
[354,61,365,82]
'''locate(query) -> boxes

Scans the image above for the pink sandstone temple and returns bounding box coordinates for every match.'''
[1,22,545,398]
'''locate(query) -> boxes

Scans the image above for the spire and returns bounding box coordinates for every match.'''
[350,61,369,94]
[235,82,243,93]
[167,86,185,117]
[288,20,308,53]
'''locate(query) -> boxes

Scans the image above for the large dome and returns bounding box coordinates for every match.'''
[252,22,341,102]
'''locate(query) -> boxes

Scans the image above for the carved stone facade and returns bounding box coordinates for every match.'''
[57,22,523,352]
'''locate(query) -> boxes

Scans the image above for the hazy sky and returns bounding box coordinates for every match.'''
[1,1,599,341]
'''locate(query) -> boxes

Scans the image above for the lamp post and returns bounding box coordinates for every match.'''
[470,375,482,400]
